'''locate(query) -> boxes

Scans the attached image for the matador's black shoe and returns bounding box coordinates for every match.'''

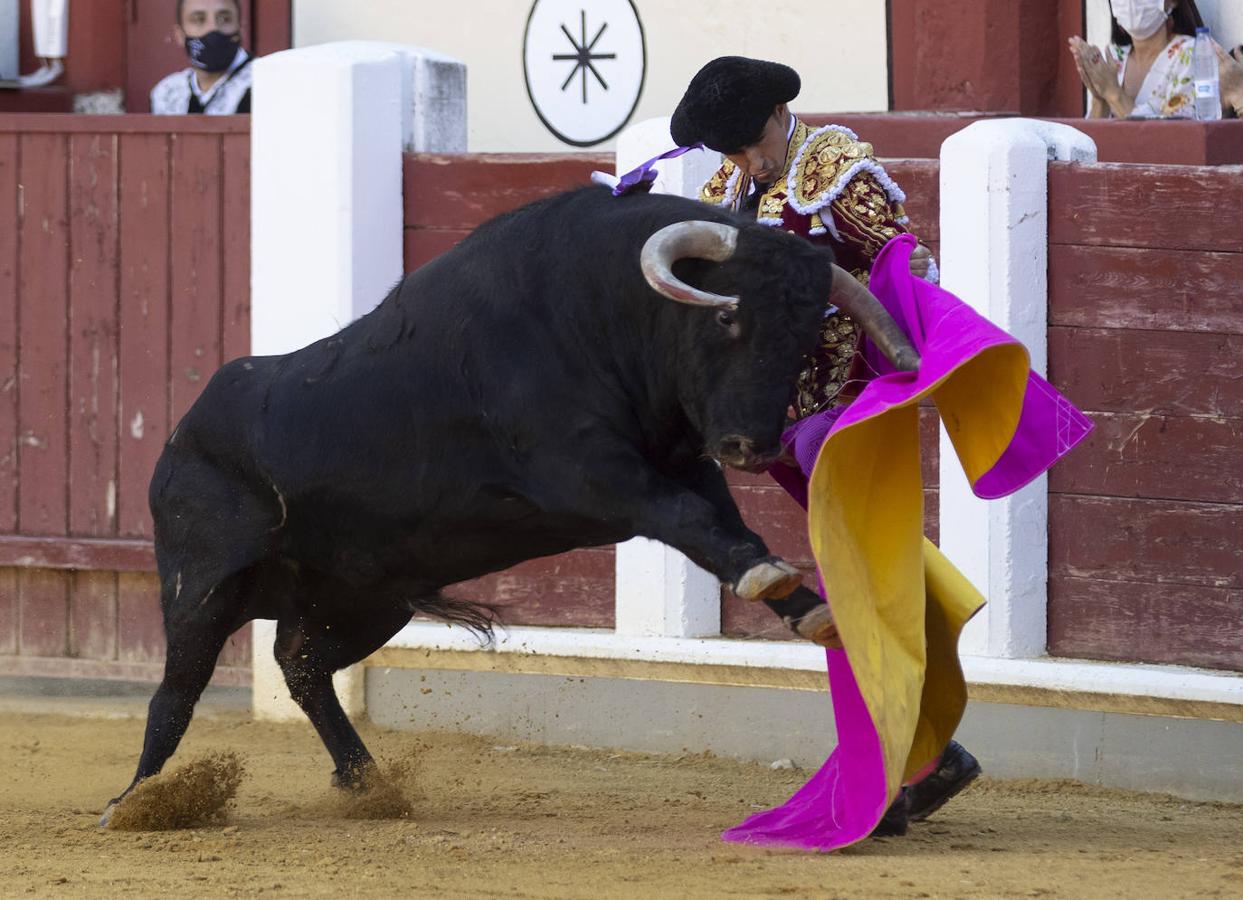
[871,791,909,837]
[906,740,982,822]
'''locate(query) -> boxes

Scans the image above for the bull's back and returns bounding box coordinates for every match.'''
[149,187,739,584]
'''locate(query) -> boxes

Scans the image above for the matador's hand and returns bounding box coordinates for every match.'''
[909,244,934,279]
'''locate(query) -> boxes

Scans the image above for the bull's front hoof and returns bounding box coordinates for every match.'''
[735,559,802,602]
[792,605,843,648]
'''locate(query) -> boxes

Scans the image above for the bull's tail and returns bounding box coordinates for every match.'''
[403,592,500,643]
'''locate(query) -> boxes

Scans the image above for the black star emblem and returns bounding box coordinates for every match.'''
[552,10,617,104]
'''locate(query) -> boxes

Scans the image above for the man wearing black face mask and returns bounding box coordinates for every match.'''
[151,0,253,115]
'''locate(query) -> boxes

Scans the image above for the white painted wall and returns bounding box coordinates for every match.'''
[1199,0,1243,45]
[291,0,889,152]
[1086,0,1243,48]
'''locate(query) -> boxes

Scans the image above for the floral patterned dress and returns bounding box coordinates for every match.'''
[1107,34,1196,119]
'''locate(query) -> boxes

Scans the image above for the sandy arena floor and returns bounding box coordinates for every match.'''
[1,701,1242,899]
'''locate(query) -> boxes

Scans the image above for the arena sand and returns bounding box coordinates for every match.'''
[2,709,1242,899]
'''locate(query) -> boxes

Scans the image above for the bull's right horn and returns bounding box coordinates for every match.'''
[640,221,741,309]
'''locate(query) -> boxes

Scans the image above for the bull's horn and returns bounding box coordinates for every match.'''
[829,263,921,373]
[640,221,740,309]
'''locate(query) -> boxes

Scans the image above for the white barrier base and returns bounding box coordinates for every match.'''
[251,620,365,723]
[382,622,1243,712]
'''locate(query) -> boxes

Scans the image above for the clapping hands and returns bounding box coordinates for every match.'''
[1068,36,1120,102]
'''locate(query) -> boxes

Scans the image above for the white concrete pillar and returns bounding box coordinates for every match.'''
[407,48,468,153]
[329,42,468,154]
[938,119,1096,659]
[612,116,724,638]
[614,538,723,638]
[249,42,466,721]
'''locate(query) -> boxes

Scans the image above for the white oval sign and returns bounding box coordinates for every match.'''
[523,0,647,147]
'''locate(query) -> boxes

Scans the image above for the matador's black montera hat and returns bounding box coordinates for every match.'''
[670,56,801,154]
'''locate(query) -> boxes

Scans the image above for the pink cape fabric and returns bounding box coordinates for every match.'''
[722,235,1093,852]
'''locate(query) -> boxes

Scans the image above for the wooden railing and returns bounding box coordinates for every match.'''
[0,116,252,684]
[1046,161,1243,671]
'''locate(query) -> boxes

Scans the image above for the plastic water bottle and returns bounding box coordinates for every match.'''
[1193,27,1222,120]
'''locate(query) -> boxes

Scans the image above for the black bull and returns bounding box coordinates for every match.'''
[102,186,916,819]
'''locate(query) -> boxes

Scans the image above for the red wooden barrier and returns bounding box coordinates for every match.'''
[0,116,252,685]
[808,114,1243,166]
[403,152,615,272]
[405,153,1243,671]
[1046,161,1243,671]
[404,152,617,627]
[10,133,1234,675]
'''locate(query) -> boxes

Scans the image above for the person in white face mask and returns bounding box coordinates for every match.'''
[1067,0,1206,118]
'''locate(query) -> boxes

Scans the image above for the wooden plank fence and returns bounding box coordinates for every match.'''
[0,115,252,685]
[404,152,619,628]
[1046,162,1243,671]
[4,130,1238,678]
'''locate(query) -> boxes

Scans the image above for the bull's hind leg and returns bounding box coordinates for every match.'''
[101,451,281,825]
[273,600,413,788]
[99,572,250,824]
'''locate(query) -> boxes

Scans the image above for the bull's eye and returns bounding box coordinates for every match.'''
[716,310,736,330]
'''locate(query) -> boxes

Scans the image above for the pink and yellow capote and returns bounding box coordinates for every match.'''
[723,235,1093,851]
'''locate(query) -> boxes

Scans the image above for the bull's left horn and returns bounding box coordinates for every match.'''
[640,221,740,309]
[829,263,921,373]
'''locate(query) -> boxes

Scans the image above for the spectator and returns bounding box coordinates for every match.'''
[1068,0,1206,118]
[151,0,252,115]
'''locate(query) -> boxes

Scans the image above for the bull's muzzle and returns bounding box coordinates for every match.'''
[713,435,780,472]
